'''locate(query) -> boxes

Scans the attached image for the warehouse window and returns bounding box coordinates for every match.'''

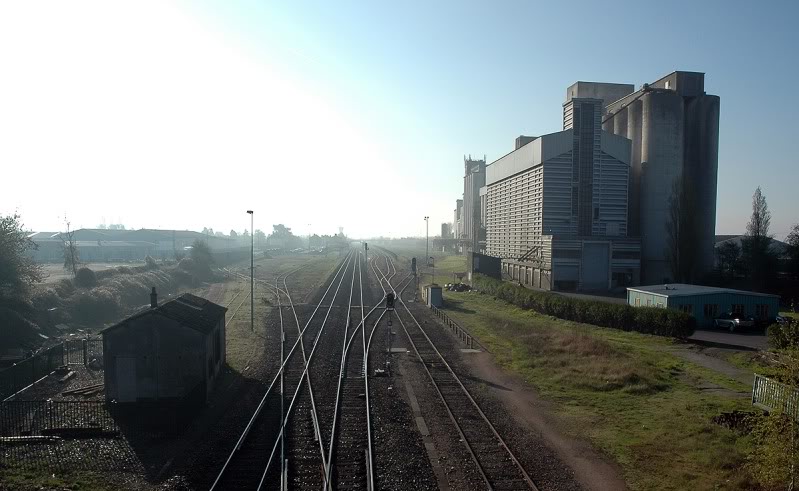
[646,299,652,307]
[703,304,719,318]
[731,304,745,315]
[635,298,640,307]
[755,304,769,318]
[679,304,693,314]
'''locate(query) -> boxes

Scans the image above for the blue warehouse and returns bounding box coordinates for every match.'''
[627,284,779,328]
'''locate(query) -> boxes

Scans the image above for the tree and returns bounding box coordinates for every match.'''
[741,187,778,289]
[254,229,266,245]
[108,224,125,230]
[60,219,79,277]
[0,214,42,306]
[716,241,741,279]
[229,230,238,238]
[190,239,214,278]
[787,223,799,279]
[665,178,698,283]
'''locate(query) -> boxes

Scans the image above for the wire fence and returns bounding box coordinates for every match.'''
[0,338,103,401]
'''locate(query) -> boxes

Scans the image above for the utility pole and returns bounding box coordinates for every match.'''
[247,210,254,331]
[424,216,429,267]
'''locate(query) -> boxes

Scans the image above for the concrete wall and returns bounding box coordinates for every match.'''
[640,90,685,283]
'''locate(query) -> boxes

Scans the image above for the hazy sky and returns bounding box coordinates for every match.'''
[1,0,797,239]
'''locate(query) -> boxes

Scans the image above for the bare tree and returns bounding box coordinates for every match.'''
[716,241,741,279]
[60,219,79,277]
[787,223,799,279]
[665,178,698,282]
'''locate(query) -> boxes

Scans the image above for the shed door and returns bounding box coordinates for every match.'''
[116,357,137,402]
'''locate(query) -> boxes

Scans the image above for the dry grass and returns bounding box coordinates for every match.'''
[443,291,756,490]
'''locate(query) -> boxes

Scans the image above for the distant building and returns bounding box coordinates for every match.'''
[454,198,464,241]
[102,290,226,406]
[28,228,238,263]
[603,72,720,283]
[462,156,486,253]
[441,223,452,239]
[627,284,779,328]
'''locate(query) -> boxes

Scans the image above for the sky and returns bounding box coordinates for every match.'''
[1,0,797,240]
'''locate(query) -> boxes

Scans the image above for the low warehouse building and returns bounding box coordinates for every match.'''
[102,289,226,406]
[627,284,779,328]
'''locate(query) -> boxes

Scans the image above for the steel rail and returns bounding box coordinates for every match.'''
[211,251,354,490]
[379,254,539,491]
[257,250,358,489]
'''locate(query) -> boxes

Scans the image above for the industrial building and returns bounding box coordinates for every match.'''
[484,96,640,291]
[102,290,226,405]
[627,284,779,328]
[602,72,720,284]
[454,199,463,244]
[28,228,239,263]
[462,156,486,252]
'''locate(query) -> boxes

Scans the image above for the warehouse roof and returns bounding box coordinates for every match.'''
[627,284,779,299]
[103,293,227,335]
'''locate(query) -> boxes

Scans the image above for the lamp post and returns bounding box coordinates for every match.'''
[308,223,311,253]
[424,216,429,267]
[247,210,254,332]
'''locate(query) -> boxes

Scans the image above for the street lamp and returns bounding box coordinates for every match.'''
[247,210,254,332]
[424,216,429,268]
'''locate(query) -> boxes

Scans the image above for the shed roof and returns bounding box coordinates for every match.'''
[627,284,779,299]
[103,293,227,335]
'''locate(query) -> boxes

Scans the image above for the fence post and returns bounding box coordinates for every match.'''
[83,339,88,366]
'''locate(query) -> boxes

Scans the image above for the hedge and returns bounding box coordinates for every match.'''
[471,275,695,338]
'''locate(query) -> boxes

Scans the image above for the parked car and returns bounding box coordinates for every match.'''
[713,312,756,332]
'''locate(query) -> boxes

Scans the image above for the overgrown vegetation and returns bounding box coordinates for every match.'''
[473,274,695,338]
[442,291,754,489]
[0,213,42,308]
[747,348,798,489]
[769,321,799,350]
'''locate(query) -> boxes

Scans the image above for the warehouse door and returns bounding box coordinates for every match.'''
[116,357,137,402]
[581,243,610,290]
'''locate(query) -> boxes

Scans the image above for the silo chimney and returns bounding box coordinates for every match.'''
[150,287,158,308]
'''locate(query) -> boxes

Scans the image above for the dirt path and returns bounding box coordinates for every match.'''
[462,350,628,491]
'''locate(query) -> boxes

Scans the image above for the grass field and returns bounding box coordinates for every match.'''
[443,290,756,490]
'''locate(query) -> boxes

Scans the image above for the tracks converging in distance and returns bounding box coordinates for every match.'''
[371,250,538,491]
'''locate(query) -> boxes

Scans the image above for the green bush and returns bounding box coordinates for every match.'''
[74,267,97,288]
[472,275,695,338]
[69,288,121,323]
[767,322,799,349]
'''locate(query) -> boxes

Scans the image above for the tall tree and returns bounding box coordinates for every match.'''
[787,223,799,279]
[741,187,777,289]
[0,214,42,306]
[229,229,238,238]
[665,178,698,282]
[60,219,79,277]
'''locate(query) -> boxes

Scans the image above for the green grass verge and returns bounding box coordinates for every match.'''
[1,469,115,490]
[443,290,756,490]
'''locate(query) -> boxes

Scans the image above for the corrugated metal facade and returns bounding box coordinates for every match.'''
[627,287,779,327]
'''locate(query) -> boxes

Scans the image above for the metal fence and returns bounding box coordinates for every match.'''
[0,400,118,437]
[752,373,799,421]
[430,305,487,352]
[0,338,103,401]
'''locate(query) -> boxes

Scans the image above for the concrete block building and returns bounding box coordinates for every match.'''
[485,96,641,291]
[602,72,720,284]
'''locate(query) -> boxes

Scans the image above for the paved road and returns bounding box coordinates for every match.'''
[688,328,768,350]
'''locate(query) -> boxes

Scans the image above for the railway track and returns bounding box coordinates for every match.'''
[212,251,355,490]
[372,252,538,491]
